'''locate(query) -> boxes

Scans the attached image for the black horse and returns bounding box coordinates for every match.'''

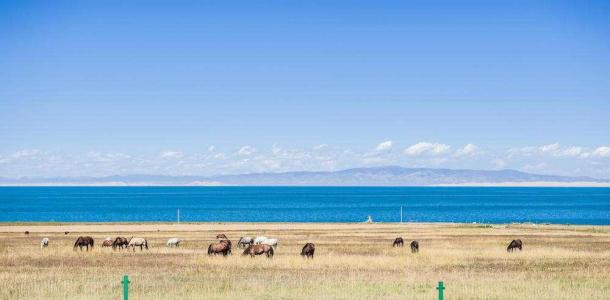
[410,240,419,253]
[393,237,404,247]
[301,243,315,258]
[507,239,523,252]
[112,237,129,250]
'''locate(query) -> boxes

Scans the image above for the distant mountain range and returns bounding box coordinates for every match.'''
[1,166,608,186]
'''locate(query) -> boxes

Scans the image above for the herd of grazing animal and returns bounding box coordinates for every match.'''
[390,237,522,254]
[31,232,525,257]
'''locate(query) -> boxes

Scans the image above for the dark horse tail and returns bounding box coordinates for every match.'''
[268,247,274,257]
[91,238,94,248]
[144,239,148,249]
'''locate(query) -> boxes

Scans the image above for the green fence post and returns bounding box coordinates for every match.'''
[122,275,130,300]
[436,281,445,300]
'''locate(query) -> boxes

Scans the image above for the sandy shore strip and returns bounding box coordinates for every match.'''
[2,222,608,234]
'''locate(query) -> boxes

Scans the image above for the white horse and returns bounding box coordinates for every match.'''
[40,237,49,248]
[128,237,148,251]
[237,236,254,248]
[166,238,181,247]
[254,236,267,244]
[261,238,278,248]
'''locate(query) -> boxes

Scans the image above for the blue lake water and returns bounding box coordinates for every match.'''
[1,187,610,224]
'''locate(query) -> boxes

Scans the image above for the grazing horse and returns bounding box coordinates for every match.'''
[253,236,267,244]
[112,237,129,250]
[243,244,274,258]
[41,237,49,248]
[64,231,69,235]
[208,239,232,256]
[128,237,149,251]
[507,239,523,252]
[24,231,29,235]
[393,237,404,247]
[237,236,254,248]
[101,237,112,247]
[74,236,95,251]
[261,238,278,248]
[301,243,315,259]
[410,240,419,253]
[166,238,181,247]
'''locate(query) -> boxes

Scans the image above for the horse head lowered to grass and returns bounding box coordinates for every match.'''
[73,236,94,251]
[243,244,274,258]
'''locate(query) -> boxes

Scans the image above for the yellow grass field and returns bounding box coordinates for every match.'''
[0,222,609,299]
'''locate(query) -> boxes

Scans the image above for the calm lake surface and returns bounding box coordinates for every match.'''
[1,187,610,224]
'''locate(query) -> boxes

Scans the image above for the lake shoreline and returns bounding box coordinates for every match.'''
[2,221,609,233]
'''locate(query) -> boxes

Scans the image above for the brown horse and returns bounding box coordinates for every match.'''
[112,237,129,250]
[73,236,95,251]
[410,240,419,253]
[208,239,232,256]
[102,240,113,247]
[243,244,274,258]
[300,243,315,259]
[64,231,69,235]
[24,231,29,235]
[393,237,404,247]
[507,239,523,252]
[216,234,228,240]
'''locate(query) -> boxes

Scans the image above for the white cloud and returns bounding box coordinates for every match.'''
[362,156,389,165]
[87,152,131,162]
[375,140,393,151]
[455,144,478,157]
[238,145,256,156]
[592,146,610,157]
[509,144,587,158]
[271,144,282,155]
[404,142,450,156]
[12,149,42,159]
[208,145,215,152]
[313,144,328,150]
[507,146,536,157]
[263,159,282,170]
[539,143,560,153]
[562,146,583,157]
[2,142,610,179]
[160,151,183,159]
[492,158,507,169]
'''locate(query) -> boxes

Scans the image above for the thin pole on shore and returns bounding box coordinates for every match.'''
[177,208,180,224]
[400,206,403,224]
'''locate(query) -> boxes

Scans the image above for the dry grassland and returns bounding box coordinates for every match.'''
[0,222,609,299]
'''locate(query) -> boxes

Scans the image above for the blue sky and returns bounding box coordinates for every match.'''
[1,1,609,178]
